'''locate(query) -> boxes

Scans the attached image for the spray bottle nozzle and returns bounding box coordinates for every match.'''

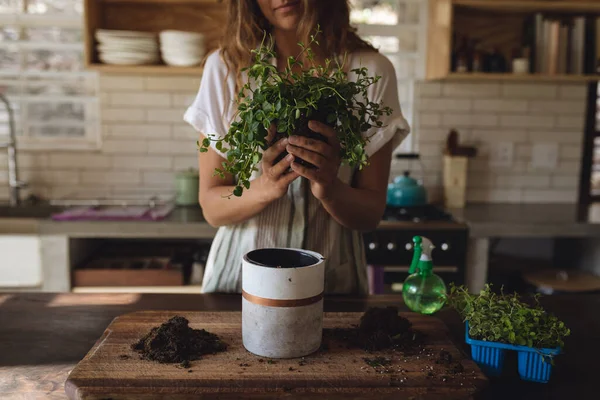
[409,235,435,274]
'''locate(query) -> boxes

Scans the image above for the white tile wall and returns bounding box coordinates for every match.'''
[389,81,587,204]
[0,75,587,204]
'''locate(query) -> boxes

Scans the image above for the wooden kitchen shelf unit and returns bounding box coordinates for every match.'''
[427,0,600,82]
[83,0,225,75]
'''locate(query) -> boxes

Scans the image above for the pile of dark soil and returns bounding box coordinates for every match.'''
[324,306,425,352]
[132,316,227,364]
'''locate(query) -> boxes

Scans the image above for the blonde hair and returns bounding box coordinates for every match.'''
[219,0,377,92]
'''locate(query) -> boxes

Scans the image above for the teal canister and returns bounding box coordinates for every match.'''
[175,169,199,206]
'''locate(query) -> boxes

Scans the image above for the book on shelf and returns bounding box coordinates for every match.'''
[530,13,597,75]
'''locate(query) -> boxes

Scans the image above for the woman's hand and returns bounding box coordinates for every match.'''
[287,120,341,201]
[257,125,300,203]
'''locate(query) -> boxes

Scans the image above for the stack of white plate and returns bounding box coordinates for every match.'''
[159,30,205,67]
[96,29,159,66]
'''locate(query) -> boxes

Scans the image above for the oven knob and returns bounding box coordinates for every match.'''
[387,242,396,251]
[405,243,413,251]
[368,242,378,250]
[441,243,450,251]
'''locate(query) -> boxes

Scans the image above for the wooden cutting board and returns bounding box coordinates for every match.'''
[65,311,487,399]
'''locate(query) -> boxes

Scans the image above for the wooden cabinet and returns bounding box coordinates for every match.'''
[83,0,225,75]
[426,0,600,82]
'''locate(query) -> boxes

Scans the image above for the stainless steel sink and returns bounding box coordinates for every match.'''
[0,204,63,219]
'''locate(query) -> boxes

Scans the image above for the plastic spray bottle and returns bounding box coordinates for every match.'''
[402,236,447,314]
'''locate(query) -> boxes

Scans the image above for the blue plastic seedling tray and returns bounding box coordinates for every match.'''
[465,322,560,383]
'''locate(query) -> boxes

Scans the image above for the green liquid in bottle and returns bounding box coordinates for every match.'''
[402,273,447,315]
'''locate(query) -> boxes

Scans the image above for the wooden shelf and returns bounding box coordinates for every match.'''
[72,285,203,294]
[445,72,600,82]
[426,0,600,81]
[454,0,600,13]
[101,0,219,3]
[88,63,203,75]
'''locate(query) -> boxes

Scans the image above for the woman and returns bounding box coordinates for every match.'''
[184,0,409,294]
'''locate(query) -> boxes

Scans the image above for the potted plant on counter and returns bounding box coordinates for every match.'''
[446,284,570,383]
[197,27,392,197]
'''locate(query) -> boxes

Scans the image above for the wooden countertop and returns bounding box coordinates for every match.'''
[0,293,597,399]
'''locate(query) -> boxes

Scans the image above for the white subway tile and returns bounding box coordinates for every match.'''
[496,175,550,189]
[442,83,501,97]
[172,124,200,140]
[147,140,196,155]
[528,131,583,144]
[472,99,528,113]
[81,171,141,185]
[106,124,171,139]
[102,108,145,122]
[502,84,558,99]
[467,188,523,203]
[112,155,172,170]
[418,143,443,157]
[467,172,495,188]
[529,100,585,115]
[500,115,554,128]
[173,156,198,171]
[557,161,581,173]
[515,144,532,159]
[522,189,577,203]
[417,82,442,97]
[443,113,499,128]
[419,98,471,111]
[551,176,578,189]
[102,139,148,154]
[109,92,171,107]
[142,171,175,185]
[13,153,48,169]
[50,185,105,199]
[560,144,582,160]
[99,75,145,91]
[418,128,453,142]
[470,129,528,142]
[556,115,584,129]
[145,77,201,92]
[419,112,442,127]
[172,93,197,107]
[23,169,79,185]
[99,92,110,105]
[146,109,185,123]
[558,84,587,100]
[49,153,111,169]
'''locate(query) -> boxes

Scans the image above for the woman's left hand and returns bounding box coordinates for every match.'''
[287,120,341,201]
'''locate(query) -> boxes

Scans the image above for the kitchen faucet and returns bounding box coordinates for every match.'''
[0,92,26,206]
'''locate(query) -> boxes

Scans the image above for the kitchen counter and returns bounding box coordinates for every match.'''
[3,203,600,239]
[0,292,596,399]
[450,203,600,238]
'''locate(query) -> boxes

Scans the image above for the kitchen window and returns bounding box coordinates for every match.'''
[351,0,426,153]
[0,0,100,150]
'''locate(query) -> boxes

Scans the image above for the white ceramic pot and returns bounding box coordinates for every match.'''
[242,248,325,359]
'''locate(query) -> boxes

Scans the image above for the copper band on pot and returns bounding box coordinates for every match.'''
[242,290,324,307]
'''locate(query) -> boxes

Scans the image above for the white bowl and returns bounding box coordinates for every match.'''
[96,29,156,42]
[159,30,204,44]
[100,52,159,65]
[162,54,203,67]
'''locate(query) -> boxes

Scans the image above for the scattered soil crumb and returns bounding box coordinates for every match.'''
[288,278,292,282]
[298,358,307,366]
[267,359,277,365]
[118,354,130,360]
[131,316,227,364]
[188,369,193,373]
[323,306,424,353]
[435,350,453,365]
[363,356,392,368]
[239,363,250,367]
[258,359,264,363]
[289,367,295,371]
[180,360,191,369]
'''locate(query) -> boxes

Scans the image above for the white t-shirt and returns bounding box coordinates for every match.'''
[184,49,410,294]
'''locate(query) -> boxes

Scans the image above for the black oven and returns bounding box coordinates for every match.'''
[363,205,468,294]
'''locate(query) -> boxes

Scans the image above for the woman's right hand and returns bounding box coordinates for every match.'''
[257,125,299,203]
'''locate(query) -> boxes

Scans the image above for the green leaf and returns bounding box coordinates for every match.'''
[215,141,223,151]
[295,109,300,119]
[202,138,210,147]
[296,100,307,108]
[233,186,243,197]
[326,113,337,124]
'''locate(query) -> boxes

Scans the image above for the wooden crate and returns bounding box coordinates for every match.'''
[83,0,226,74]
[73,257,183,287]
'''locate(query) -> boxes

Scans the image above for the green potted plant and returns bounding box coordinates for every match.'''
[197,28,392,197]
[446,284,570,383]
